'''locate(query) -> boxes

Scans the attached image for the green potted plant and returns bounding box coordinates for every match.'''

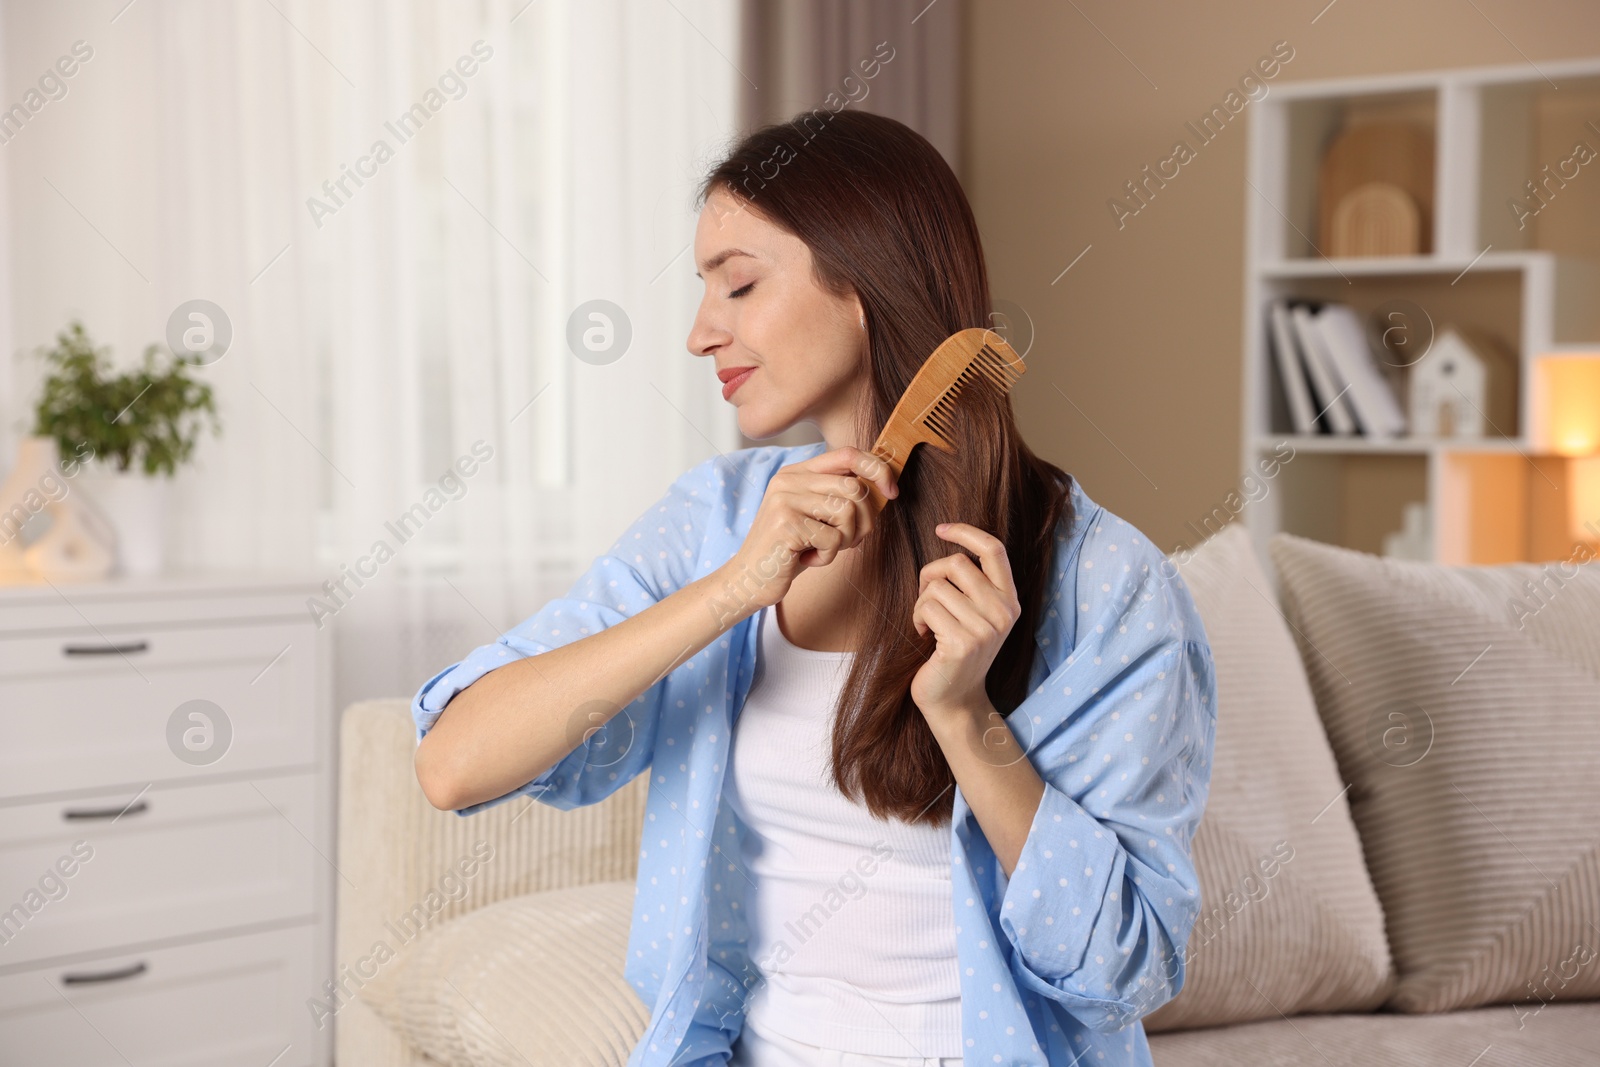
[28,319,221,576]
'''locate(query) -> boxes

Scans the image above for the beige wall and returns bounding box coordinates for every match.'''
[963,0,1600,552]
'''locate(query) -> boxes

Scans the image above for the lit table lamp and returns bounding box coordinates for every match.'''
[1575,456,1600,544]
[0,436,116,583]
[1541,356,1600,543]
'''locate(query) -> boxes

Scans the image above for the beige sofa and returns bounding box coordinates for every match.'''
[335,525,1600,1066]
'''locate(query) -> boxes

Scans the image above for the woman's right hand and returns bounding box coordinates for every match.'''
[725,446,899,612]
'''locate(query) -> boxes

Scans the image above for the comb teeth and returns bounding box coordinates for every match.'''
[974,342,1024,390]
[922,369,968,444]
[918,341,1023,446]
[868,327,1030,478]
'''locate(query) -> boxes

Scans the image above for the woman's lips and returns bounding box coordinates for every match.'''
[721,367,756,401]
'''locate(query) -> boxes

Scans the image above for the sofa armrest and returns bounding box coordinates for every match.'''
[334,698,647,1061]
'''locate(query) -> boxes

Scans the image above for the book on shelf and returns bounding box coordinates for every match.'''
[1315,303,1407,437]
[1287,302,1356,434]
[1268,301,1319,434]
[1268,298,1408,438]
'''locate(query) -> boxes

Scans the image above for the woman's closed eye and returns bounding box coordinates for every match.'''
[729,281,755,298]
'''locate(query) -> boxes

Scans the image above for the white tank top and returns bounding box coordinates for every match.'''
[725,603,964,1057]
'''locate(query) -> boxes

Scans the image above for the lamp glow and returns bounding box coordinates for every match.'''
[1538,357,1600,543]
[1541,357,1600,457]
[1574,455,1600,543]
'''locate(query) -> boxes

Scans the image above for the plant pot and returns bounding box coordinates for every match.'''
[77,459,170,577]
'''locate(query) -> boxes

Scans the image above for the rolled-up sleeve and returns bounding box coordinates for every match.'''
[410,456,715,816]
[995,515,1218,1032]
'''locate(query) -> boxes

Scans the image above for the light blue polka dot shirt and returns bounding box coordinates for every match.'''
[412,441,1218,1067]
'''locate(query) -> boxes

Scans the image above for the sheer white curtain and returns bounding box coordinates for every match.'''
[281,0,742,710]
[2,0,741,713]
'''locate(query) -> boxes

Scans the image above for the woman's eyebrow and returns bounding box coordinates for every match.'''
[694,248,754,279]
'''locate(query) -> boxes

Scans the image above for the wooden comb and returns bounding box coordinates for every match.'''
[860,326,1027,513]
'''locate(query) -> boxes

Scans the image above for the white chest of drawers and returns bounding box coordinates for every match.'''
[0,572,334,1067]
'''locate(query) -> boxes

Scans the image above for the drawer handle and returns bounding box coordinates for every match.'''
[62,639,149,657]
[63,799,149,821]
[62,961,148,985]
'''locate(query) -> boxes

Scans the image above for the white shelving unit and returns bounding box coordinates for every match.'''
[1241,57,1600,566]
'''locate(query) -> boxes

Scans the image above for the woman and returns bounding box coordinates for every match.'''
[412,109,1217,1067]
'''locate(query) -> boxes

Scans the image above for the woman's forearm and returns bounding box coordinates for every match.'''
[924,698,1047,879]
[415,557,768,810]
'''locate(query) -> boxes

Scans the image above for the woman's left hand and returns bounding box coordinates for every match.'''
[911,522,1022,721]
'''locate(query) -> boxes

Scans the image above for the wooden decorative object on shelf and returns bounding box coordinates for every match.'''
[1318,122,1434,256]
[1329,181,1420,257]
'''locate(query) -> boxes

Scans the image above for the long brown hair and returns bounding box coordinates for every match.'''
[698,109,1073,827]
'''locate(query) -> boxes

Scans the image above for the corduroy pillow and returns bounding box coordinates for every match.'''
[1143,523,1394,1032]
[1268,532,1600,1014]
[359,879,648,1066]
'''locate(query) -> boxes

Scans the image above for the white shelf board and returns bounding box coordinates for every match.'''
[1251,434,1532,455]
[1266,57,1600,103]
[1259,250,1546,279]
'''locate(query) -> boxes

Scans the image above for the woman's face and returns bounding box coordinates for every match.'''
[687,186,867,448]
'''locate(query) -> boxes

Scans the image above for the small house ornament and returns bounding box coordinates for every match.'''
[1408,326,1516,439]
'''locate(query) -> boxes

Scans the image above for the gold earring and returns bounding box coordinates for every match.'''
[859,311,866,329]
